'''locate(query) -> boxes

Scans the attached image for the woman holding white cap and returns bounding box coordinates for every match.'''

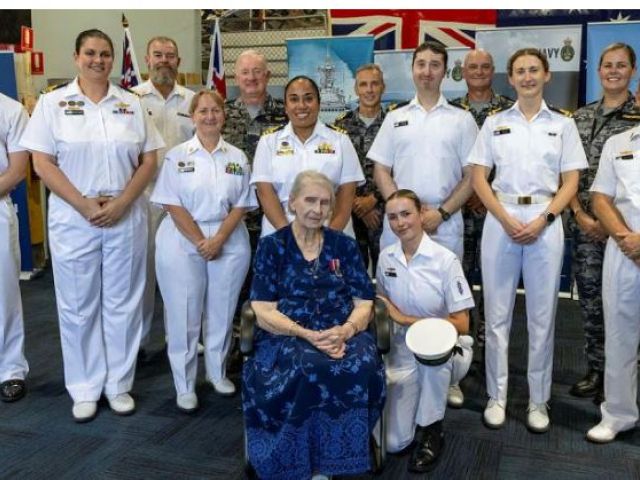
[376,189,474,473]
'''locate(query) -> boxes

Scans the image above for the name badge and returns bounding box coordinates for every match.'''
[547,132,558,137]
[615,151,635,161]
[493,127,511,136]
[384,267,397,278]
[177,112,190,118]
[65,109,84,116]
[394,120,409,128]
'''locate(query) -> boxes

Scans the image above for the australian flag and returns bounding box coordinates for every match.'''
[330,9,497,50]
[120,19,141,89]
[496,9,640,27]
[206,18,226,98]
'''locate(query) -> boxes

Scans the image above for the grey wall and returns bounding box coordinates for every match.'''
[31,9,201,92]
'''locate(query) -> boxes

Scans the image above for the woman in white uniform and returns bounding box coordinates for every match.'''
[469,48,587,433]
[21,29,164,422]
[376,189,474,473]
[251,75,364,237]
[0,93,29,403]
[152,90,254,412]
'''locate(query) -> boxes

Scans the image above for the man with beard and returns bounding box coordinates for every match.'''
[133,37,196,357]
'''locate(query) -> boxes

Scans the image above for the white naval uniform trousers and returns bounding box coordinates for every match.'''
[468,101,588,405]
[0,197,28,382]
[590,126,640,432]
[376,234,475,452]
[155,218,250,393]
[134,80,195,348]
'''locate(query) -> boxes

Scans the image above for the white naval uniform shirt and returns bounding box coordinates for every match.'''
[591,125,640,231]
[0,92,29,179]
[132,80,195,168]
[251,121,365,236]
[20,77,164,198]
[151,135,256,222]
[376,233,475,333]
[367,94,478,207]
[468,101,587,196]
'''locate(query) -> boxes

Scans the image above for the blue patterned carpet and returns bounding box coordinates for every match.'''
[2,268,639,479]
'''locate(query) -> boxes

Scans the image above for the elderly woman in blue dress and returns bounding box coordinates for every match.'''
[244,170,385,480]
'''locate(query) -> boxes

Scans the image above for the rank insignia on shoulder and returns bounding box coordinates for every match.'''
[263,125,285,136]
[314,142,336,154]
[493,126,511,136]
[225,162,244,175]
[621,113,640,121]
[615,151,635,161]
[334,111,349,121]
[42,82,68,94]
[549,105,572,117]
[394,120,409,128]
[384,267,397,277]
[386,100,409,112]
[326,123,347,134]
[177,160,195,172]
[276,140,294,156]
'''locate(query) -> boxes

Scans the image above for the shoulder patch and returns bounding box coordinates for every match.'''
[548,105,572,117]
[40,82,69,95]
[262,124,285,136]
[386,100,410,112]
[326,123,347,134]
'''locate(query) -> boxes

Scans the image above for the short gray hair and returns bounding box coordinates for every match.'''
[288,170,336,214]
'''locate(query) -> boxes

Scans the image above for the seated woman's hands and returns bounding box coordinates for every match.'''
[301,325,351,359]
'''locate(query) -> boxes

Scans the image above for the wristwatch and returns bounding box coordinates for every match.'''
[438,206,451,221]
[542,210,556,225]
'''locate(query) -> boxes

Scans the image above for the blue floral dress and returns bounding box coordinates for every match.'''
[243,225,386,480]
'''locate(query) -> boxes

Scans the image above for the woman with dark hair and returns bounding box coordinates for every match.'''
[251,75,364,237]
[469,48,587,432]
[21,29,164,422]
[244,170,385,480]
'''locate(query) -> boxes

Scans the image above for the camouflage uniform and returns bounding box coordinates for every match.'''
[571,92,640,373]
[449,92,514,348]
[334,107,385,271]
[223,94,287,367]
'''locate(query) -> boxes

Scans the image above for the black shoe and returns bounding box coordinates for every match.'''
[408,421,444,473]
[0,379,26,402]
[569,370,603,398]
[593,388,604,406]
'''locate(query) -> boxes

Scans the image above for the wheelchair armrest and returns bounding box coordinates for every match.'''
[372,298,391,354]
[240,300,256,356]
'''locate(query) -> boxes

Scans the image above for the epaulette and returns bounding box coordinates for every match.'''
[334,110,350,122]
[448,99,470,111]
[548,105,572,117]
[498,94,516,106]
[118,85,141,97]
[40,82,68,95]
[620,111,640,122]
[262,124,285,136]
[386,100,410,112]
[487,105,509,117]
[326,123,347,134]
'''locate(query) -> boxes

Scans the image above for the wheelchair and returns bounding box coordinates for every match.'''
[239,298,391,478]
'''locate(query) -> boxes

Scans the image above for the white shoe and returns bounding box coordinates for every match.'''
[526,401,550,433]
[483,398,506,429]
[586,422,618,444]
[211,377,236,396]
[447,384,464,408]
[106,393,136,415]
[72,401,97,423]
[176,392,199,413]
[197,342,205,355]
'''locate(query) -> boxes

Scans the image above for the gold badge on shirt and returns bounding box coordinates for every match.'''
[276,140,294,156]
[177,160,195,173]
[615,151,635,161]
[113,102,135,115]
[314,142,335,154]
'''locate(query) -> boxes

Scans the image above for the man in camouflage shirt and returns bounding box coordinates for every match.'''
[223,50,286,372]
[449,50,513,356]
[334,64,386,271]
[568,43,640,404]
